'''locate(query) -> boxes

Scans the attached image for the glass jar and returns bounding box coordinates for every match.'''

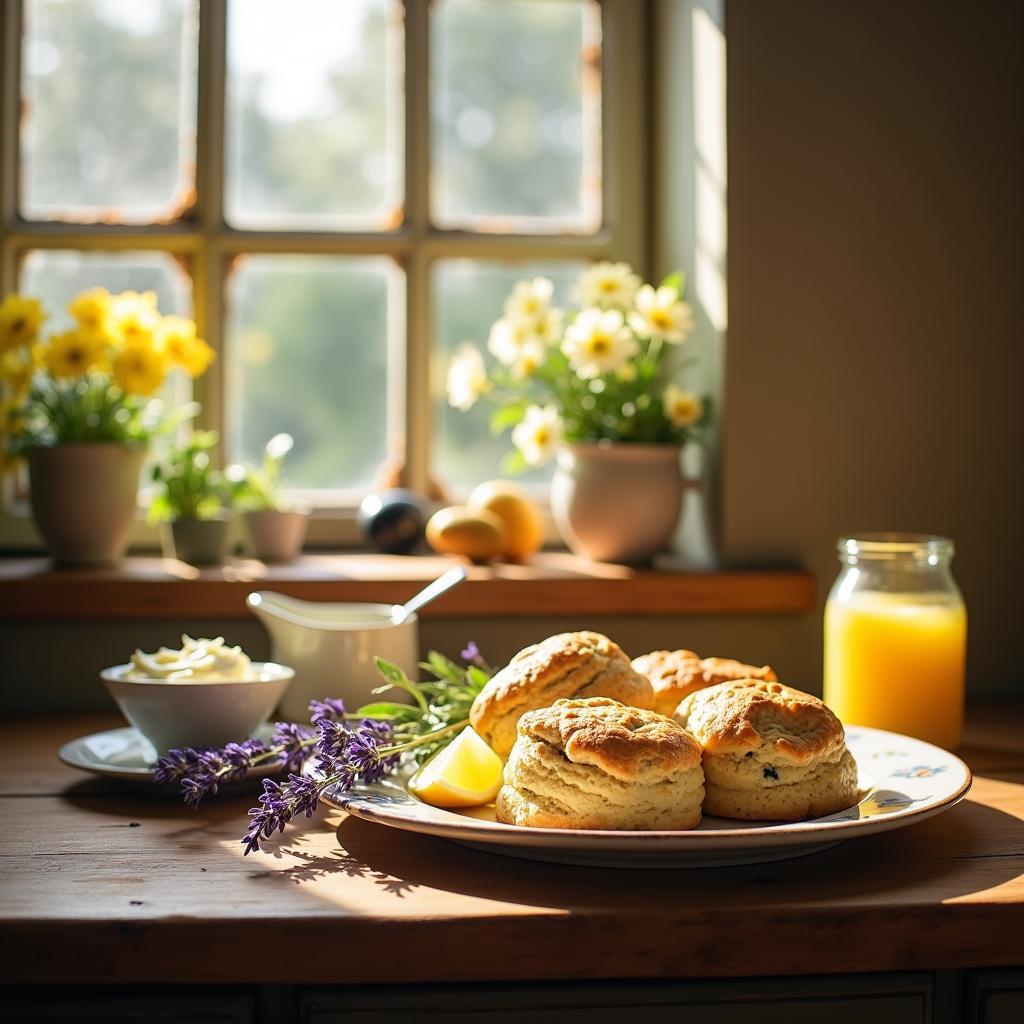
[823,533,967,749]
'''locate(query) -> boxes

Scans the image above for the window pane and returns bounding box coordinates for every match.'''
[19,250,191,325]
[20,0,198,223]
[225,0,404,230]
[431,0,601,233]
[433,259,586,491]
[225,256,396,492]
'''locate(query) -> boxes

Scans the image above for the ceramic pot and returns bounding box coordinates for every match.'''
[550,443,684,564]
[163,515,231,566]
[244,508,309,563]
[27,443,145,566]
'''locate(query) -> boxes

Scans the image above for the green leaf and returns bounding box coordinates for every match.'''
[500,448,530,476]
[489,402,528,435]
[373,656,429,712]
[659,270,685,295]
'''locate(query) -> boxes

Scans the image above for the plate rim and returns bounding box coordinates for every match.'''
[323,725,973,850]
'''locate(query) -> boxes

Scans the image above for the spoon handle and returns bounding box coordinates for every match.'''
[399,566,469,620]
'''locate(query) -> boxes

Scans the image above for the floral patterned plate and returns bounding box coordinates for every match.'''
[323,726,972,868]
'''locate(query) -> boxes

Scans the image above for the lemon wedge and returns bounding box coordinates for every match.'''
[408,727,504,808]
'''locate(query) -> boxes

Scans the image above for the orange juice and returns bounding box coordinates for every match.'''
[824,592,966,749]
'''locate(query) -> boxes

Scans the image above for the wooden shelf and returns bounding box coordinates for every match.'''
[0,553,814,619]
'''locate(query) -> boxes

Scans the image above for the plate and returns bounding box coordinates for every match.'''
[323,726,972,868]
[58,724,281,785]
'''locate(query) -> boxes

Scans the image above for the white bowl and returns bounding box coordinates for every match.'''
[100,663,294,755]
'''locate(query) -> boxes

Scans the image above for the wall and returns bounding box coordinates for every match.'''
[659,0,1023,696]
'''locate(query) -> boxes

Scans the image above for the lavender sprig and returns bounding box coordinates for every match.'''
[159,646,492,855]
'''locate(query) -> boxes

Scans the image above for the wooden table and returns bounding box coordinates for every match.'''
[2,709,1023,1022]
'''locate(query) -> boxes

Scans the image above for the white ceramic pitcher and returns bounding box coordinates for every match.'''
[247,592,419,722]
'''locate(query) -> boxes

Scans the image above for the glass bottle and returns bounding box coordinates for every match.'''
[823,534,967,749]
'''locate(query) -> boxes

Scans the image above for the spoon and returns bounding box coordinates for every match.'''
[391,565,469,624]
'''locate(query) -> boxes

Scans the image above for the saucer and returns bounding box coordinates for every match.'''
[59,723,281,784]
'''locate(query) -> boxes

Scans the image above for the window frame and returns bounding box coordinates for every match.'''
[0,0,650,550]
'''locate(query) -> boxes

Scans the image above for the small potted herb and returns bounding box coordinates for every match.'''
[149,431,232,565]
[226,433,308,563]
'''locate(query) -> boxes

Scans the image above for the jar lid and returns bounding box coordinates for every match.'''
[838,533,955,562]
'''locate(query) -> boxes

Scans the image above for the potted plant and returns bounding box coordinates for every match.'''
[149,431,232,566]
[0,289,211,565]
[445,263,713,563]
[226,433,308,563]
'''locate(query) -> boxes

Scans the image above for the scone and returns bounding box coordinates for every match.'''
[470,631,655,758]
[496,697,704,830]
[674,680,858,821]
[632,648,778,716]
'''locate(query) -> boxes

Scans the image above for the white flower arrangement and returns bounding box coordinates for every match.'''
[446,262,712,471]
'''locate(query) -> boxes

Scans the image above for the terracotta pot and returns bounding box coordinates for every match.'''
[27,443,145,566]
[244,509,309,563]
[163,515,231,566]
[550,443,684,564]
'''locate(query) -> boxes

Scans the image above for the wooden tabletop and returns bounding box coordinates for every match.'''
[1,708,1022,987]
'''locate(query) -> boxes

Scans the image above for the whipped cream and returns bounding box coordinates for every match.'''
[127,635,254,682]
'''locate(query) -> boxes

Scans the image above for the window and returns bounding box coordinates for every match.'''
[0,0,646,544]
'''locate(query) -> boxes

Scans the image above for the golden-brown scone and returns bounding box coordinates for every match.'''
[632,649,778,716]
[496,697,705,830]
[674,679,859,821]
[470,631,655,758]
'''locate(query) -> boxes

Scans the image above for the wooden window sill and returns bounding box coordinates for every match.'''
[0,553,813,619]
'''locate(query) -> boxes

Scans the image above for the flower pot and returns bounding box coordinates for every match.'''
[163,515,231,566]
[550,443,684,564]
[243,508,309,563]
[27,443,145,566]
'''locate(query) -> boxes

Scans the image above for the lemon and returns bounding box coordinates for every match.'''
[408,727,504,808]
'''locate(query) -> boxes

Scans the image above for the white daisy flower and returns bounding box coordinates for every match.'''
[446,344,489,411]
[487,317,540,366]
[511,404,565,466]
[573,261,642,309]
[504,277,554,322]
[561,308,638,379]
[663,384,704,428]
[628,284,695,343]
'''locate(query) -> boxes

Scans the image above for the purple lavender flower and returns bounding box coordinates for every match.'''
[461,641,481,663]
[316,717,351,761]
[309,697,346,724]
[271,722,314,774]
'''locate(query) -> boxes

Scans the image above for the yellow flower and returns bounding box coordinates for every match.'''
[113,339,169,395]
[0,345,38,400]
[511,404,564,466]
[69,287,113,335]
[0,294,47,354]
[43,330,108,380]
[156,316,215,378]
[111,290,161,347]
[663,384,704,428]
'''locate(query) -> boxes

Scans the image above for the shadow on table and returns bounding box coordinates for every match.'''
[314,794,1024,910]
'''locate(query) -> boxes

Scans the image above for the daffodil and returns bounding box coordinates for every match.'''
[0,294,47,353]
[446,344,490,411]
[0,345,38,399]
[503,277,554,322]
[511,404,564,466]
[663,384,704,428]
[628,284,695,343]
[573,261,641,310]
[157,316,215,378]
[112,338,169,396]
[42,330,108,380]
[68,287,113,335]
[561,308,638,379]
[111,290,161,347]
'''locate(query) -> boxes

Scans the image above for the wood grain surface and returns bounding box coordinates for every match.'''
[0,554,814,619]
[1,708,1022,986]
